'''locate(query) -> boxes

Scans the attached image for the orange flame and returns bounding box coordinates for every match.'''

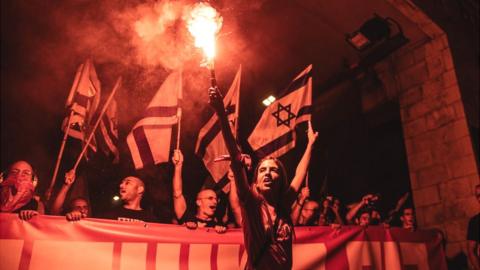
[185,2,223,67]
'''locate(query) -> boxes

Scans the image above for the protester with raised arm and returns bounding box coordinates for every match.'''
[209,86,317,269]
[172,149,226,233]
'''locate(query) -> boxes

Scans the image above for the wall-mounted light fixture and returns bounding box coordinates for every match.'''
[346,14,405,51]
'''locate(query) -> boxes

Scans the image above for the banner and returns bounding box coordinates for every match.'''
[0,213,446,270]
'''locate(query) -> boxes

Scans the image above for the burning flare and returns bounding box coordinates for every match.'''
[185,2,223,67]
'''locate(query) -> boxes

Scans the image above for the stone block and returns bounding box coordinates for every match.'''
[404,138,414,155]
[398,61,429,90]
[430,142,450,163]
[399,86,422,107]
[440,35,450,49]
[407,132,434,153]
[438,177,474,202]
[444,201,468,220]
[400,107,409,122]
[452,101,466,119]
[422,203,445,226]
[426,54,444,78]
[442,49,454,71]
[464,195,480,217]
[409,172,419,190]
[441,119,470,142]
[436,85,461,105]
[415,206,426,226]
[422,77,443,97]
[444,219,469,242]
[417,165,449,187]
[469,174,480,193]
[393,51,415,72]
[407,150,433,172]
[442,69,458,88]
[425,105,456,130]
[405,100,432,120]
[425,35,448,53]
[447,155,478,179]
[413,185,440,207]
[413,45,426,62]
[447,137,475,160]
[403,117,427,138]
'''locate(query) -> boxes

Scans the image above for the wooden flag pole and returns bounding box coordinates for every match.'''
[46,110,74,200]
[176,107,182,149]
[233,65,241,140]
[72,77,122,171]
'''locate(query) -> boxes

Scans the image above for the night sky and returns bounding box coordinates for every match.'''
[1,0,414,218]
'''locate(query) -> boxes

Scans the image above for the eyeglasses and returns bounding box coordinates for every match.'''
[9,169,33,177]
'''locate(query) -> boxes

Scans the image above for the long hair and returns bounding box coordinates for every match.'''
[252,157,293,224]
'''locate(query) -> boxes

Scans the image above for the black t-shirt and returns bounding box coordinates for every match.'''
[467,213,479,242]
[102,206,157,223]
[177,207,221,228]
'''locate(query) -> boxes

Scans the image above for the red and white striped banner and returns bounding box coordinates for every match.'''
[0,213,447,270]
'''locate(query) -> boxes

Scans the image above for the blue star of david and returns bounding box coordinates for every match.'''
[272,103,296,128]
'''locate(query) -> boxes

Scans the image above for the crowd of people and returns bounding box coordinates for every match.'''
[1,150,478,269]
[1,88,478,268]
[0,159,418,230]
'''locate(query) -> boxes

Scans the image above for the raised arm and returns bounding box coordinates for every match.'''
[290,121,318,192]
[172,149,187,220]
[227,170,243,226]
[51,169,76,215]
[291,186,310,224]
[346,194,376,224]
[209,87,250,201]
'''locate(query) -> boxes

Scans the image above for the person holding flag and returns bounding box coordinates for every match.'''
[47,59,101,200]
[195,66,241,183]
[209,81,318,269]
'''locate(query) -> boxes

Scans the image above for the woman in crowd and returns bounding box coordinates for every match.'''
[209,87,318,269]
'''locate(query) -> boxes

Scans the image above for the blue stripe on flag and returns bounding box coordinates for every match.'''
[297,105,313,119]
[196,107,236,159]
[282,68,312,95]
[144,106,178,118]
[102,114,118,143]
[133,127,155,167]
[73,94,90,108]
[196,121,221,158]
[253,130,294,160]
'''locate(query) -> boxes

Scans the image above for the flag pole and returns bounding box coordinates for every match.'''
[46,110,74,200]
[176,107,182,149]
[72,77,122,171]
[175,70,183,150]
[233,65,241,139]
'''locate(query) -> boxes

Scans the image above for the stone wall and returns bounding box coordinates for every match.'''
[380,0,480,259]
